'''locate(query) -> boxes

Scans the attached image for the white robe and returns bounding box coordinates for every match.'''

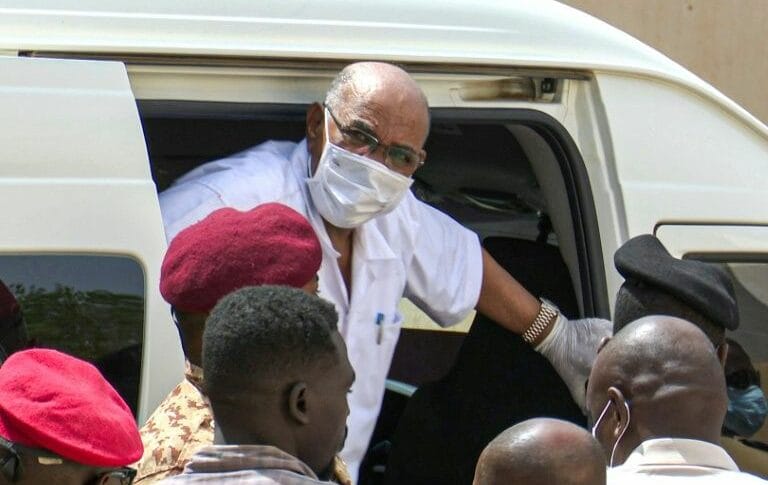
[159,139,483,482]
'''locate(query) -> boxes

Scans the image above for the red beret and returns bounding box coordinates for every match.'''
[0,349,142,467]
[0,280,20,321]
[161,203,322,313]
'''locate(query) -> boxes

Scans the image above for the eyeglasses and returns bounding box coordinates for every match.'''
[97,467,137,485]
[324,104,425,175]
[0,437,22,482]
[0,437,136,484]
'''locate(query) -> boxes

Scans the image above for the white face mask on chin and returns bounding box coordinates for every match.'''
[307,109,414,229]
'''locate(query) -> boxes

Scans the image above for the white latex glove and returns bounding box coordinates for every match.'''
[535,314,613,413]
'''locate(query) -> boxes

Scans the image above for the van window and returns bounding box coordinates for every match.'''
[704,262,768,365]
[0,255,144,416]
[139,102,604,383]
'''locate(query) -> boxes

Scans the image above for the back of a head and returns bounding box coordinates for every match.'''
[614,283,725,346]
[325,61,429,115]
[161,203,322,315]
[588,316,728,451]
[473,418,606,485]
[612,234,738,347]
[160,203,322,365]
[203,285,340,429]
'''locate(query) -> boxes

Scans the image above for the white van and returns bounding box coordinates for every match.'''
[1,0,766,470]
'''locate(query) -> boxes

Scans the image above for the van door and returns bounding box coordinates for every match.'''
[656,224,768,397]
[0,55,182,423]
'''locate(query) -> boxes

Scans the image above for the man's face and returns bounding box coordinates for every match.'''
[306,73,430,177]
[0,447,131,485]
[302,331,355,477]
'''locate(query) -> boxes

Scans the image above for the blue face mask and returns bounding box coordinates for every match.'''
[725,385,768,438]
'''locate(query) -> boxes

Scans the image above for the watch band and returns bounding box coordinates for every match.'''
[522,298,559,344]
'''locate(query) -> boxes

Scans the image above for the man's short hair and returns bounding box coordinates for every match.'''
[324,67,355,113]
[203,285,339,399]
[613,282,725,346]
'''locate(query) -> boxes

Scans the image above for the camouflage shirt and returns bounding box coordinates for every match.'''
[135,362,214,484]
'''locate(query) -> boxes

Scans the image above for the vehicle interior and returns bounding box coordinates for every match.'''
[138,100,606,483]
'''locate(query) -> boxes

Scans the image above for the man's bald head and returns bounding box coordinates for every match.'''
[586,316,728,465]
[325,62,429,124]
[473,418,606,485]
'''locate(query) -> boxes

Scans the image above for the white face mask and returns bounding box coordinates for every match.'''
[306,109,414,228]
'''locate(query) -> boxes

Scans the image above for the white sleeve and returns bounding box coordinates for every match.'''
[159,181,226,243]
[403,199,483,327]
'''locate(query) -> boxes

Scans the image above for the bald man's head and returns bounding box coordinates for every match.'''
[473,418,606,485]
[306,62,431,172]
[325,62,429,124]
[586,316,728,466]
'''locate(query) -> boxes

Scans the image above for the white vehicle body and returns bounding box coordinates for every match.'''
[0,0,766,447]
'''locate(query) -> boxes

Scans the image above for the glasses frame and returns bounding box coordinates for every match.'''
[323,103,425,175]
[96,467,137,485]
[0,437,136,485]
[0,437,22,482]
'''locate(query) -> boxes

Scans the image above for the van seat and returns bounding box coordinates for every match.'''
[380,237,583,485]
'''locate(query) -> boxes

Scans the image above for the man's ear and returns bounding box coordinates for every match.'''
[95,474,112,485]
[607,386,629,436]
[305,102,325,175]
[597,336,612,353]
[306,102,324,142]
[716,341,729,368]
[288,382,311,425]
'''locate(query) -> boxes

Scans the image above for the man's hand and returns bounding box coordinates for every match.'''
[535,315,612,412]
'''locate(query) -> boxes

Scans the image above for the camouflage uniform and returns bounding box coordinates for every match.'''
[135,362,352,485]
[135,362,214,484]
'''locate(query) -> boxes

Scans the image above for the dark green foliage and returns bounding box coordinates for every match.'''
[11,283,143,362]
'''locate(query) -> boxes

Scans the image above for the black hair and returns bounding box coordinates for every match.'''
[202,285,339,400]
[614,281,725,346]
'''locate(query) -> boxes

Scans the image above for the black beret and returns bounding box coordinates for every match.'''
[614,234,739,330]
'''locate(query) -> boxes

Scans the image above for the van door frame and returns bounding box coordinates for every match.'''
[431,108,609,318]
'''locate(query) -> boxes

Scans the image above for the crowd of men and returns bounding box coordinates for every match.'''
[0,62,766,484]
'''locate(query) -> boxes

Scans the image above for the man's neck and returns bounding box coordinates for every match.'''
[323,219,354,296]
[323,220,354,248]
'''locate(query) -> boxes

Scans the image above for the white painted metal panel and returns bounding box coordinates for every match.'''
[0,1,764,137]
[0,55,182,424]
[656,225,768,363]
[597,73,768,238]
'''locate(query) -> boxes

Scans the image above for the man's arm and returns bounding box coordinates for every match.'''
[475,248,553,345]
[476,248,612,411]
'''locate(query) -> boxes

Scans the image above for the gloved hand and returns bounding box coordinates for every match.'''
[535,314,612,413]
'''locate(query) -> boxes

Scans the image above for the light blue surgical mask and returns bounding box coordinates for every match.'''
[725,385,768,438]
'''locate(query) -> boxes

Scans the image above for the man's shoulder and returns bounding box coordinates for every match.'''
[161,444,332,485]
[135,379,214,483]
[370,191,471,250]
[608,463,768,484]
[159,139,310,239]
[170,140,303,194]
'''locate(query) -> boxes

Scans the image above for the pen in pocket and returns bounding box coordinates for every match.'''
[375,312,384,345]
